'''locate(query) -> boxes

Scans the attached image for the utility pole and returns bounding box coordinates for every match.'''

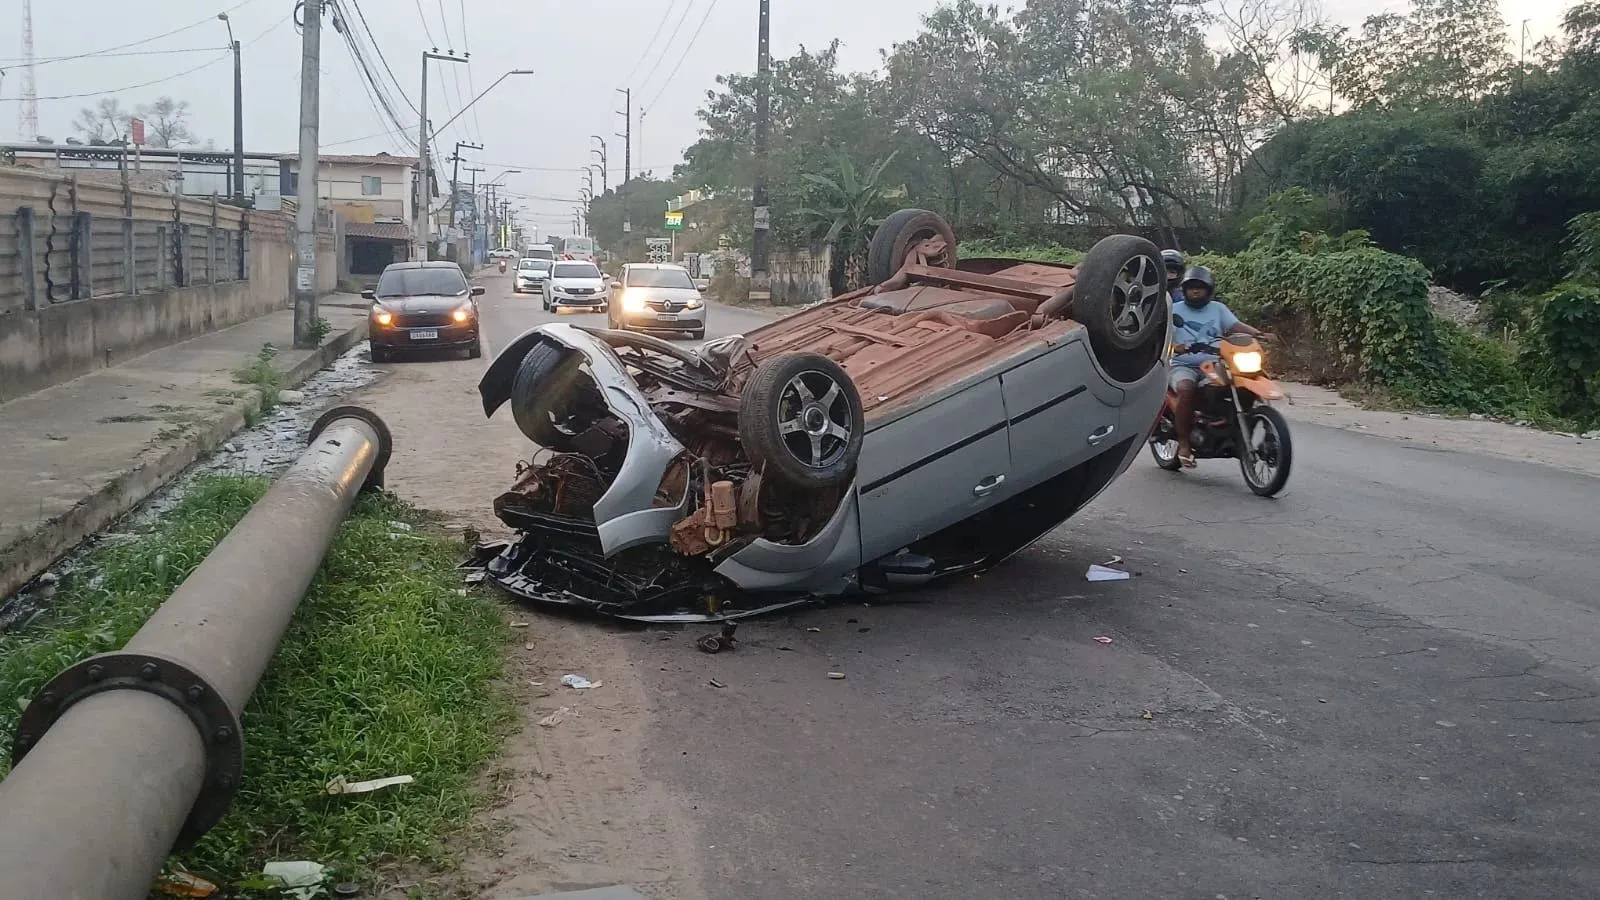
[292,0,323,349]
[218,13,245,205]
[751,0,772,296]
[448,140,482,231]
[616,88,631,258]
[415,49,468,261]
[463,165,484,261]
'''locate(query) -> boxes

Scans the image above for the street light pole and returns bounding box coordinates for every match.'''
[291,0,322,349]
[590,136,608,192]
[415,49,468,262]
[217,13,244,205]
[615,88,631,257]
[448,140,482,232]
[752,0,772,295]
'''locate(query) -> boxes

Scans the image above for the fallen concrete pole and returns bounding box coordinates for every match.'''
[0,406,392,900]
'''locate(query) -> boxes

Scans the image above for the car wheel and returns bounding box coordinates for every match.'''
[467,337,482,360]
[370,342,390,363]
[510,343,593,450]
[689,328,706,340]
[1071,234,1170,383]
[738,352,865,490]
[866,208,958,285]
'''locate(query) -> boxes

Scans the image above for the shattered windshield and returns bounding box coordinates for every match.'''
[376,267,468,298]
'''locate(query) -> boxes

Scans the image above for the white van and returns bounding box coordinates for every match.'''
[523,243,557,262]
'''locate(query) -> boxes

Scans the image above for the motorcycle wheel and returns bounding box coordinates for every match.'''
[1239,405,1292,497]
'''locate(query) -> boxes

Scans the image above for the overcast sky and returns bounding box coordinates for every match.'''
[3,0,1572,233]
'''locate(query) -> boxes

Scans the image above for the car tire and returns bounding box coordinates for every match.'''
[510,343,591,450]
[866,208,958,286]
[1071,234,1170,383]
[370,342,390,363]
[467,337,482,360]
[689,328,706,340]
[738,352,865,490]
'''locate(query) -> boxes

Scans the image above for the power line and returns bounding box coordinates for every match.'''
[636,1,698,90]
[29,13,289,102]
[645,0,722,109]
[622,0,680,84]
[458,0,485,142]
[3,47,225,67]
[0,0,265,67]
[343,0,418,113]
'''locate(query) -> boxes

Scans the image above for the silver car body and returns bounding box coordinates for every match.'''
[542,261,609,309]
[479,316,1166,612]
[609,263,707,333]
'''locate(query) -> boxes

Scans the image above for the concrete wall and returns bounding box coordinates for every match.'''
[0,167,338,404]
[769,246,832,306]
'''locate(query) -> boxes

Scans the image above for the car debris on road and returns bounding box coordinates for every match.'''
[469,208,1171,622]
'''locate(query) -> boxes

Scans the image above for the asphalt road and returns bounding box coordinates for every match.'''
[379,274,1600,899]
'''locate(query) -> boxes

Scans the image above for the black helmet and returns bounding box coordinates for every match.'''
[1180,266,1215,291]
[1162,249,1186,271]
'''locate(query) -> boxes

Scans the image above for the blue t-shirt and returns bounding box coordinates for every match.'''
[1171,298,1240,366]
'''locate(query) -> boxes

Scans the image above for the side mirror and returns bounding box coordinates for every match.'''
[361,289,376,300]
[471,285,485,296]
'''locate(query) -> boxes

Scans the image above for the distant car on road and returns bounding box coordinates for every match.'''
[608,263,706,339]
[364,261,485,362]
[514,257,553,295]
[489,248,516,259]
[542,260,610,313]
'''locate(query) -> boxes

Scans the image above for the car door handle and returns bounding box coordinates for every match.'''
[973,474,1006,496]
[1087,424,1116,446]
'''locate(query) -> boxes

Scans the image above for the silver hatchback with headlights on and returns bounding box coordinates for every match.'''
[608,263,707,339]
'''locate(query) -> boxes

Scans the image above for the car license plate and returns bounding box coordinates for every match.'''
[657,313,678,321]
[410,329,438,340]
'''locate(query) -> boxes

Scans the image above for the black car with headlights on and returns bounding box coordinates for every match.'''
[364,261,485,362]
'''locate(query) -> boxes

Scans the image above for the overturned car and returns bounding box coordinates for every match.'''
[475,210,1171,621]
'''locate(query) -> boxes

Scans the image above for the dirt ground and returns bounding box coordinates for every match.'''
[351,344,708,899]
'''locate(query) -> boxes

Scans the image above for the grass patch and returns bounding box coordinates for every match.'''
[233,344,283,418]
[0,475,513,891]
[99,413,160,424]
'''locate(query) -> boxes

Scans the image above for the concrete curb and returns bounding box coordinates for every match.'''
[0,322,368,601]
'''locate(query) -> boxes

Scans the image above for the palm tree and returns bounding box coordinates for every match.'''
[796,149,901,294]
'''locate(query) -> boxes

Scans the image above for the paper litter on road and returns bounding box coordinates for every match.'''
[538,707,571,727]
[325,774,414,795]
[1093,635,1114,644]
[261,861,330,900]
[561,674,601,689]
[1086,564,1131,581]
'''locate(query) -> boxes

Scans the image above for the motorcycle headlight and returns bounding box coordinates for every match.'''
[622,290,648,312]
[1232,350,1263,374]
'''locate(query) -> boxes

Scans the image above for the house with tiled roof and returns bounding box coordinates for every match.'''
[277,152,436,276]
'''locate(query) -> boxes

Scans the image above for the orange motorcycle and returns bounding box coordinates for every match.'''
[1149,332,1293,497]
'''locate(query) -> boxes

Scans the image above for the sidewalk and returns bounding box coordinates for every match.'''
[0,297,370,600]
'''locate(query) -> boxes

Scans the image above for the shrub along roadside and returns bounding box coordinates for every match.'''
[967,231,1596,429]
[0,475,513,892]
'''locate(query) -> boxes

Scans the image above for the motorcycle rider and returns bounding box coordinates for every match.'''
[1162,250,1186,303]
[1169,266,1276,468]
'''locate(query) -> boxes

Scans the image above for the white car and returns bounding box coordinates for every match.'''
[489,248,516,259]
[541,260,610,312]
[514,257,553,295]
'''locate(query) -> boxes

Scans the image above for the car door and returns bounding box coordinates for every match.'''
[854,377,1012,564]
[1000,337,1123,489]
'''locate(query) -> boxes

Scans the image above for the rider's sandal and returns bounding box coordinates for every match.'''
[1179,453,1197,468]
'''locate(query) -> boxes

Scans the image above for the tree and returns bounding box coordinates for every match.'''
[137,97,196,148]
[72,98,129,144]
[795,149,901,293]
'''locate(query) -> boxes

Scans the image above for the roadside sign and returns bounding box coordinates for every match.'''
[646,237,671,263]
[129,118,145,146]
[664,210,684,231]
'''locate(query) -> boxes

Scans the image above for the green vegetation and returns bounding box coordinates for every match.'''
[233,344,283,419]
[305,316,333,348]
[0,475,512,890]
